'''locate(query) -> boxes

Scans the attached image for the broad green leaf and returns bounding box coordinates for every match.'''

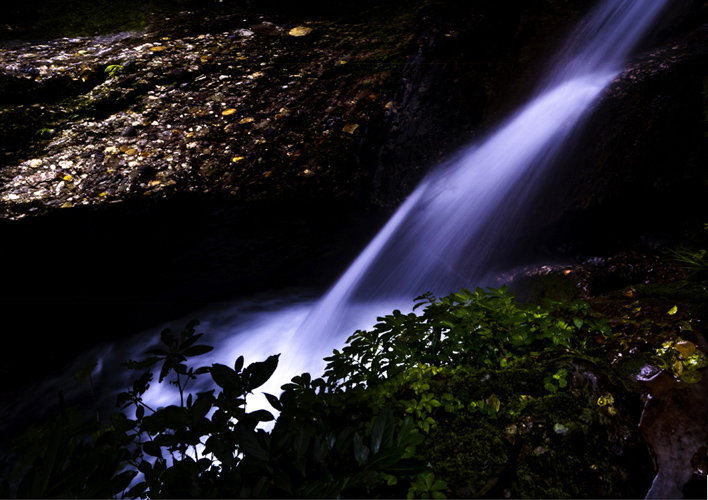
[234,423,269,461]
[210,363,243,394]
[245,409,275,422]
[244,354,280,392]
[370,408,395,454]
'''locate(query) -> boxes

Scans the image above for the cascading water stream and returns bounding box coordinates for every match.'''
[1,0,682,496]
[294,0,672,358]
[128,0,674,418]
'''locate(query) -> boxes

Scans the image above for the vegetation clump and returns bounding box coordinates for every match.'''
[0,287,666,498]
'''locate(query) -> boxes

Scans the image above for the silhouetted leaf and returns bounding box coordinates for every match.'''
[210,363,243,394]
[234,423,269,461]
[244,354,279,392]
[182,344,214,357]
[264,392,282,411]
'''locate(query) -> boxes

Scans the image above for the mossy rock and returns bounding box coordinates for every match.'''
[509,272,580,304]
[420,350,655,498]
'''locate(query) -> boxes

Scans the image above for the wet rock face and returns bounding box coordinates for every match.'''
[0,8,410,216]
[539,6,708,255]
[0,0,596,219]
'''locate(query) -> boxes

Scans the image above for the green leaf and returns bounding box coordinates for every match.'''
[143,441,162,458]
[367,446,404,470]
[234,355,245,373]
[264,392,283,411]
[352,433,369,466]
[244,354,280,392]
[245,409,275,422]
[370,408,395,455]
[234,423,269,461]
[160,328,176,348]
[210,363,243,394]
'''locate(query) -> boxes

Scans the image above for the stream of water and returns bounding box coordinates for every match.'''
[4,0,683,496]
[118,0,670,469]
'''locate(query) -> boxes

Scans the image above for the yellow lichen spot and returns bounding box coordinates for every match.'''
[61,202,73,208]
[675,340,696,358]
[150,45,167,52]
[486,394,501,412]
[264,170,272,178]
[239,117,254,124]
[342,123,359,134]
[667,305,678,315]
[288,26,313,37]
[671,360,684,376]
[62,174,73,181]
[148,180,161,187]
[99,192,107,197]
[222,108,237,116]
[200,55,212,62]
[126,148,138,156]
[597,394,614,406]
[232,156,244,162]
[607,406,617,416]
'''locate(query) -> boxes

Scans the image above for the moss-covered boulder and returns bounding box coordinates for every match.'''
[421,351,654,498]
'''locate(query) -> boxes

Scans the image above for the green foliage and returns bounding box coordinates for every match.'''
[653,339,708,383]
[323,286,608,391]
[105,64,125,79]
[4,288,630,498]
[4,396,136,498]
[669,247,708,272]
[543,368,569,393]
[4,319,428,499]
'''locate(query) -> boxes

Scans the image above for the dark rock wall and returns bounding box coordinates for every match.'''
[365,0,590,207]
[543,8,708,256]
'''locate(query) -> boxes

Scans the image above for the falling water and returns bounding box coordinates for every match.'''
[0,0,679,495]
[295,0,672,349]
[151,0,676,400]
[138,0,677,435]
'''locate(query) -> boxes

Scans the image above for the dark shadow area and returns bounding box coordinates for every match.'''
[0,193,388,395]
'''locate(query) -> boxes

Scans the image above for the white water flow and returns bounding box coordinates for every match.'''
[88,0,670,428]
[129,0,677,421]
[0,0,679,494]
[168,0,675,391]
[294,0,672,355]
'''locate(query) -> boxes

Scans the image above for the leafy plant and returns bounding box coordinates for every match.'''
[323,286,608,392]
[3,288,619,499]
[543,368,569,393]
[105,64,124,78]
[4,319,429,499]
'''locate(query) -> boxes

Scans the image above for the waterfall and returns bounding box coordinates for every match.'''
[115,0,675,442]
[295,0,672,351]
